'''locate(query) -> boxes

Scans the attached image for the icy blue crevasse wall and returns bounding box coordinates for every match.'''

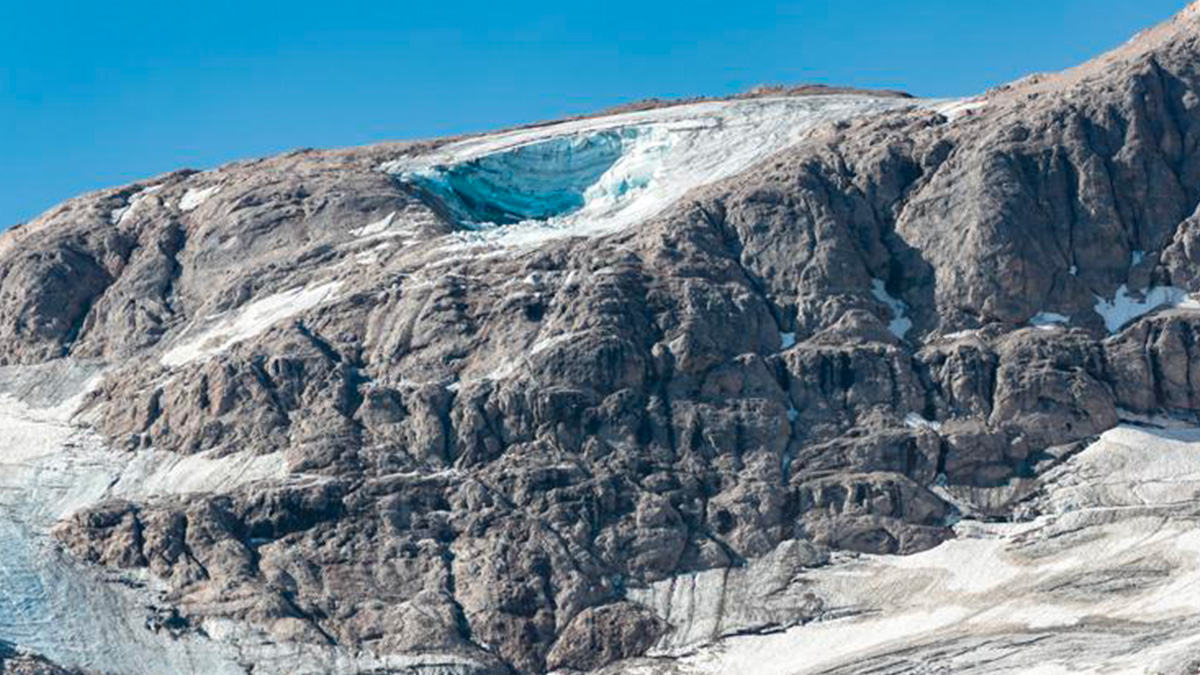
[408,128,637,227]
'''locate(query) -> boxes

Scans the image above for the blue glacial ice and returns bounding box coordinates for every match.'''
[409,129,635,226]
[384,95,930,248]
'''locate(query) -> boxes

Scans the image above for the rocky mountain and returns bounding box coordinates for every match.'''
[4,4,1200,675]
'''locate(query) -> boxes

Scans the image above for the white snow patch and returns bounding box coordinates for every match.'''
[1069,265,1079,276]
[108,185,164,225]
[0,384,258,673]
[350,212,399,238]
[1030,311,1070,330]
[0,372,288,519]
[933,97,988,122]
[941,329,978,341]
[655,606,974,675]
[485,359,521,382]
[1093,284,1200,333]
[904,412,942,431]
[870,279,913,339]
[161,280,343,367]
[482,330,589,380]
[529,331,583,357]
[109,448,289,499]
[637,424,1200,675]
[179,185,221,212]
[780,332,796,350]
[1039,425,1200,514]
[1132,250,1146,266]
[354,243,393,266]
[385,95,932,248]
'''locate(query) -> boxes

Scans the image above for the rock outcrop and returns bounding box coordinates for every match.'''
[4,4,1200,675]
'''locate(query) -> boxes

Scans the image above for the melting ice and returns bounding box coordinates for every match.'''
[384,95,930,247]
[408,130,633,226]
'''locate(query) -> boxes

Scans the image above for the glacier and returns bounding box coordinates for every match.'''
[0,360,498,675]
[408,129,631,226]
[0,364,248,675]
[384,95,941,248]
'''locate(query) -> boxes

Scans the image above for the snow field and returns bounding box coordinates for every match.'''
[615,424,1200,675]
[383,95,934,249]
[161,280,343,367]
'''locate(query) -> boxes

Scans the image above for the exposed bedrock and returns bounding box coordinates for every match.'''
[7,6,1200,675]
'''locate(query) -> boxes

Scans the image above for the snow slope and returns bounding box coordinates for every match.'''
[161,280,343,367]
[602,423,1200,675]
[383,95,936,248]
[179,185,221,212]
[1094,284,1200,333]
[0,362,493,675]
[0,364,249,675]
[870,278,913,339]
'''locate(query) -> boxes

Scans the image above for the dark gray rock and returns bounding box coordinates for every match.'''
[12,5,1200,673]
[546,602,666,673]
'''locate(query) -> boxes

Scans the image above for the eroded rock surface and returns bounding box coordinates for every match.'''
[602,423,1200,675]
[4,5,1200,675]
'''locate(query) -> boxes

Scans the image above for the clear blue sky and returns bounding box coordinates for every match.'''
[0,0,1188,228]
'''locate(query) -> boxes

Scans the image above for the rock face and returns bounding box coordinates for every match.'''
[598,424,1200,675]
[544,602,666,673]
[5,5,1200,675]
